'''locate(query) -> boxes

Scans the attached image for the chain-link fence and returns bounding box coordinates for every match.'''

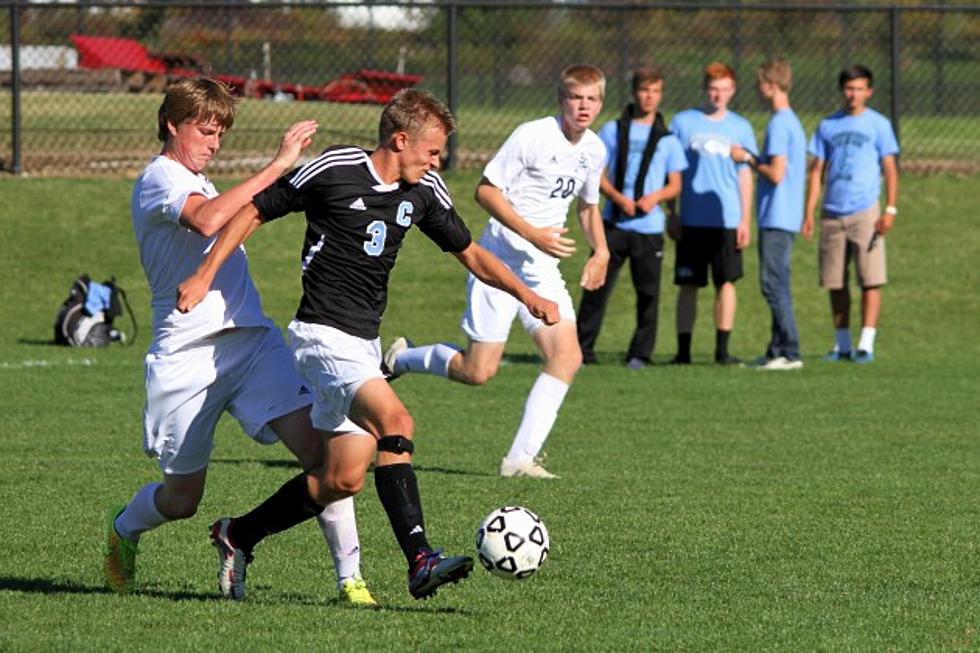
[2,1,978,176]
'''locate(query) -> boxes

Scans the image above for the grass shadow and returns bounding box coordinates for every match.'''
[212,459,494,478]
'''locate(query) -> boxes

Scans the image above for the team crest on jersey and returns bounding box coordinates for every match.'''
[577,152,591,171]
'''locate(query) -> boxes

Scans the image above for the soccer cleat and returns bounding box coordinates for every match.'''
[381,336,413,381]
[210,518,252,600]
[714,354,743,366]
[756,356,803,371]
[408,547,474,599]
[822,350,853,362]
[853,350,875,364]
[103,504,138,594]
[339,577,378,607]
[499,456,560,479]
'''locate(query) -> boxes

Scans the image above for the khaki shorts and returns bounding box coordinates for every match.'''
[819,204,887,289]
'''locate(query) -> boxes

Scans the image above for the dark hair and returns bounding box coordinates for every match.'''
[838,65,874,90]
[157,77,236,142]
[632,65,664,93]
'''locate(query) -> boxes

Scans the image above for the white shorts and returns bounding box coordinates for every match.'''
[461,267,576,343]
[143,326,311,475]
[288,320,380,433]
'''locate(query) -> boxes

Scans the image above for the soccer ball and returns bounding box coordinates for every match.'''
[475,506,550,580]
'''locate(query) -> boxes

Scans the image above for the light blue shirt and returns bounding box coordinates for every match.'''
[598,120,688,234]
[670,108,757,229]
[808,108,899,217]
[757,108,807,233]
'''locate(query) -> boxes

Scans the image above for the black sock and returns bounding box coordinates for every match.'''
[229,473,324,555]
[676,333,692,361]
[374,463,430,565]
[715,329,731,360]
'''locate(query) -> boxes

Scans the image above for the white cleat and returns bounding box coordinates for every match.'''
[210,518,251,600]
[382,336,413,381]
[499,456,560,479]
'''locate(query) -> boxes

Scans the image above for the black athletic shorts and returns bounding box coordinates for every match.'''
[673,226,743,288]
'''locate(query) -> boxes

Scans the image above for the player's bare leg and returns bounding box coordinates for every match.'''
[447,340,507,386]
[349,379,473,599]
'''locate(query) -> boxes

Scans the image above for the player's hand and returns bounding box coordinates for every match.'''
[635,195,656,214]
[527,294,560,326]
[529,225,576,258]
[736,221,751,250]
[730,144,749,164]
[618,197,637,217]
[580,252,609,291]
[176,273,212,313]
[272,120,319,171]
[801,215,814,240]
[875,212,895,236]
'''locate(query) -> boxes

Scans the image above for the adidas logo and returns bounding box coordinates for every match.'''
[409,525,424,535]
[299,385,311,396]
[349,197,367,211]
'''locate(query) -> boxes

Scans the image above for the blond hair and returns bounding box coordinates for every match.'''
[558,63,606,101]
[157,77,236,142]
[378,89,456,143]
[757,58,793,93]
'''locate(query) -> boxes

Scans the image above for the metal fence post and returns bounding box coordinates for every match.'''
[10,2,23,175]
[445,1,459,170]
[890,7,901,143]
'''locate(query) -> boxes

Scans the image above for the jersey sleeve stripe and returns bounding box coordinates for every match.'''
[291,148,367,189]
[420,172,453,209]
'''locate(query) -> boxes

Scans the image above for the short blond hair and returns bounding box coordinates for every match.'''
[558,63,606,101]
[157,77,236,142]
[757,58,793,93]
[378,89,456,143]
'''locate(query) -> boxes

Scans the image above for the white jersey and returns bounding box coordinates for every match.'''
[481,116,606,267]
[131,155,273,354]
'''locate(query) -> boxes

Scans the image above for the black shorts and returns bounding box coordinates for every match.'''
[673,226,743,288]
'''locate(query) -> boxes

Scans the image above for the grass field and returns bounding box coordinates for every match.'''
[0,171,978,650]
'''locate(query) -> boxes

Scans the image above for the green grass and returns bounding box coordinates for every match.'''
[0,172,978,650]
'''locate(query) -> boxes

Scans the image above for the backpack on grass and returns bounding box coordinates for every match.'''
[53,274,137,347]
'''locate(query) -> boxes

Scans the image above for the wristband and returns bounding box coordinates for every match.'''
[884,205,898,216]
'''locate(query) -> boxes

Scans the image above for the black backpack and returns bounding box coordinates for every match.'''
[53,274,137,347]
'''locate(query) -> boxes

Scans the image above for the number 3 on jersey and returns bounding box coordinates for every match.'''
[363,201,414,257]
[550,177,576,199]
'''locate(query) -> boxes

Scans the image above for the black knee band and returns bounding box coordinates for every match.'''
[377,435,414,455]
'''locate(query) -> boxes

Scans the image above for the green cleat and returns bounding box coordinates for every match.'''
[339,577,379,607]
[103,504,138,594]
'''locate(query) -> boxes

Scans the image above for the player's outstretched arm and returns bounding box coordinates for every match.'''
[576,201,609,291]
[177,203,264,313]
[453,242,560,325]
[475,178,576,258]
[179,120,317,238]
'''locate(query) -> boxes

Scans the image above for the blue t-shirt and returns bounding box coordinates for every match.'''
[598,120,688,234]
[670,108,757,229]
[808,108,899,217]
[757,108,807,233]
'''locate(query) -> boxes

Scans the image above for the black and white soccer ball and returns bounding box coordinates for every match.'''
[476,506,550,580]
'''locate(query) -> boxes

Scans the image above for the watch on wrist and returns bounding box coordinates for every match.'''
[884,205,898,216]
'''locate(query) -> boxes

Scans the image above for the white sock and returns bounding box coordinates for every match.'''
[395,343,459,377]
[505,373,569,464]
[315,497,361,588]
[857,327,877,353]
[114,482,168,542]
[834,328,852,354]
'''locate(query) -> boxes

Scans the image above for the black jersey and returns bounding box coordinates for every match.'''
[253,146,472,339]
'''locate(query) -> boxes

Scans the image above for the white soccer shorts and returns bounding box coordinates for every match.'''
[461,265,576,343]
[288,319,381,433]
[143,326,312,475]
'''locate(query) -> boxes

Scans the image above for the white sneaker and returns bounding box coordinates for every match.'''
[210,518,251,600]
[499,456,560,479]
[757,356,803,371]
[381,336,413,381]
